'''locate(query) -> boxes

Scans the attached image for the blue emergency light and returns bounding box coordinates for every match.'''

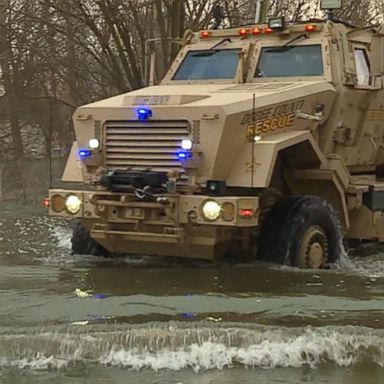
[177,151,192,160]
[78,149,91,159]
[137,107,152,121]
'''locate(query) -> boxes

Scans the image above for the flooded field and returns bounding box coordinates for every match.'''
[0,204,383,383]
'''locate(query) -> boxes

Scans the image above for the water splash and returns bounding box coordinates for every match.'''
[50,226,72,250]
[343,255,384,278]
[0,323,383,371]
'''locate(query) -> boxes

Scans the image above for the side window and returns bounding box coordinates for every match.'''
[354,48,371,86]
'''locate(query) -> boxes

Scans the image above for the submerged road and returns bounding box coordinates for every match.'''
[0,204,383,383]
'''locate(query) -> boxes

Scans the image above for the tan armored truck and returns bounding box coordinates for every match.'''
[47,14,384,269]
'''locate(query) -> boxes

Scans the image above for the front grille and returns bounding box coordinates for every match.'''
[104,121,190,172]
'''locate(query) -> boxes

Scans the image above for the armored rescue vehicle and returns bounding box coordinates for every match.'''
[47,11,384,268]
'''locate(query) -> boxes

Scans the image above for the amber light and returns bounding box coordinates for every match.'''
[221,202,236,222]
[239,28,249,36]
[50,194,66,212]
[264,27,274,34]
[200,31,211,38]
[252,27,261,35]
[305,25,316,32]
[239,209,254,218]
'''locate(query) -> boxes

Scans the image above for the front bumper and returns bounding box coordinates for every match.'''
[48,189,259,259]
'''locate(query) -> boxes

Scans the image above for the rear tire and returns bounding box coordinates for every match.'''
[257,196,343,268]
[71,220,109,257]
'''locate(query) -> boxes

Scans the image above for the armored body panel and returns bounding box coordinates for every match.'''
[48,19,384,267]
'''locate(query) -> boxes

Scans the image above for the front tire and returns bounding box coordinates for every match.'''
[71,220,109,257]
[257,196,343,268]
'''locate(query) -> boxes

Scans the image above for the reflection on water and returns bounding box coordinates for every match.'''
[0,206,384,383]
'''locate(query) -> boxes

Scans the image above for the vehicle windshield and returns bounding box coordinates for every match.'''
[173,49,241,80]
[255,45,323,78]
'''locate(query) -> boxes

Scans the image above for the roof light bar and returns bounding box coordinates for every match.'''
[200,22,317,39]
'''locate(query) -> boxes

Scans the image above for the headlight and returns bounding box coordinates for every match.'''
[201,200,221,221]
[181,139,193,150]
[65,195,82,214]
[89,138,100,149]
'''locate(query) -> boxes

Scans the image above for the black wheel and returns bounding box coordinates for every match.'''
[71,220,109,257]
[257,196,343,268]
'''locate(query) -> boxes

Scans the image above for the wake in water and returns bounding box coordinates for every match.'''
[2,213,383,278]
[46,217,383,274]
[0,323,383,371]
[343,254,384,278]
[2,212,382,279]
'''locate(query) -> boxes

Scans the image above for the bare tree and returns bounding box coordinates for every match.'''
[1,0,383,202]
[0,0,23,159]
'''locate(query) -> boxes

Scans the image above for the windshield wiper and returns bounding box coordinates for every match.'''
[210,38,232,50]
[191,38,232,57]
[191,43,236,58]
[191,51,220,57]
[265,34,309,53]
[284,33,309,47]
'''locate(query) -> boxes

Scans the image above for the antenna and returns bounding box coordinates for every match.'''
[251,93,256,188]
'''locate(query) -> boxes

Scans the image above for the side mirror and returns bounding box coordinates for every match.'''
[145,38,184,86]
[145,40,159,86]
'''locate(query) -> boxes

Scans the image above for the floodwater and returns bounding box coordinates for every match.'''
[0,205,384,384]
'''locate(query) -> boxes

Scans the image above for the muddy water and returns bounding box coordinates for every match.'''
[0,205,384,383]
